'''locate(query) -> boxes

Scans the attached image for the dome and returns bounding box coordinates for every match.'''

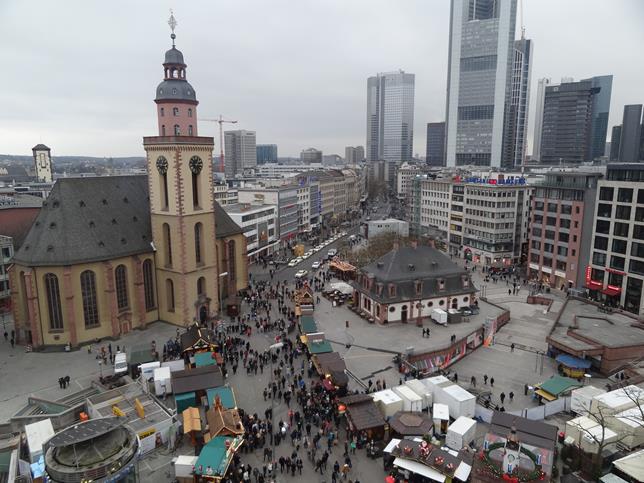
[155,79,197,102]
[164,47,185,65]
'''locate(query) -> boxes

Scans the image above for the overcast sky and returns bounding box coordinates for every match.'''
[1,0,643,158]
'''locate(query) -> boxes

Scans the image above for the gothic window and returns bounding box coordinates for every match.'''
[188,108,193,118]
[197,277,206,296]
[161,173,169,210]
[173,107,179,116]
[228,240,236,283]
[44,273,63,330]
[163,223,173,267]
[192,173,199,208]
[160,107,165,117]
[174,124,180,136]
[143,259,155,310]
[194,222,203,265]
[162,125,166,136]
[166,279,175,312]
[115,265,129,310]
[80,270,99,328]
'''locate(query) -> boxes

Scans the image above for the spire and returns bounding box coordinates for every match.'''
[168,10,178,47]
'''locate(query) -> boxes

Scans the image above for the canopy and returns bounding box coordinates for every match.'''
[393,457,445,483]
[182,407,201,433]
[299,315,318,334]
[308,339,333,354]
[613,448,644,481]
[538,375,582,397]
[556,354,591,369]
[195,352,218,367]
[534,389,557,402]
[329,260,356,272]
[602,286,622,297]
[329,281,354,295]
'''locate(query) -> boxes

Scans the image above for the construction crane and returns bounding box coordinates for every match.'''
[199,115,238,174]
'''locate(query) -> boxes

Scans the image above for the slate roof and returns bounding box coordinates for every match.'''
[13,176,152,266]
[13,176,244,267]
[171,365,224,395]
[353,245,476,304]
[490,412,558,451]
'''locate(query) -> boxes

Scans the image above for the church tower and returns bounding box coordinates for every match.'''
[32,144,52,182]
[144,13,218,325]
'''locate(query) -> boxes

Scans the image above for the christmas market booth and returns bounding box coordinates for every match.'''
[193,435,244,482]
[312,351,348,395]
[181,323,218,357]
[340,394,387,441]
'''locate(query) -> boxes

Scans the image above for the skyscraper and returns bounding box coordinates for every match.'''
[345,146,365,165]
[502,37,533,168]
[256,144,278,164]
[300,148,323,164]
[610,125,622,161]
[532,78,551,161]
[445,0,518,167]
[224,130,257,178]
[618,104,643,162]
[366,70,415,163]
[539,77,611,164]
[426,122,446,166]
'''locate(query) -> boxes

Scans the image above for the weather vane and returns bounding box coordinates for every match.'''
[168,9,178,46]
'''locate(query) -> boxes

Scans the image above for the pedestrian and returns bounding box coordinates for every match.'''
[509,391,514,401]
[490,377,494,387]
[524,383,528,396]
[500,392,506,404]
[3,331,7,341]
[10,338,14,348]
[470,375,476,387]
[483,374,488,385]
[510,343,515,352]
[508,289,512,296]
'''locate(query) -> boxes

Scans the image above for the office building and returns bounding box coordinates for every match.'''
[366,70,415,163]
[256,144,278,164]
[502,37,532,168]
[300,148,323,164]
[445,0,518,167]
[395,162,423,200]
[532,78,550,161]
[610,125,622,161]
[224,203,279,261]
[426,122,446,166]
[345,146,365,165]
[618,105,643,162]
[588,163,644,316]
[539,76,612,164]
[224,130,257,178]
[527,171,601,290]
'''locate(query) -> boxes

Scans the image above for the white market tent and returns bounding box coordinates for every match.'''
[613,448,644,481]
[393,457,446,483]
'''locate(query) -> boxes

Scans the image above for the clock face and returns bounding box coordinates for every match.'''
[156,156,168,175]
[189,156,203,175]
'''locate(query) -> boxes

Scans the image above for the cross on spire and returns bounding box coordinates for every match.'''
[168,10,178,47]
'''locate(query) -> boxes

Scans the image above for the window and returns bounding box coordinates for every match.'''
[611,256,626,271]
[630,259,644,276]
[160,107,165,117]
[546,216,557,226]
[612,239,627,254]
[544,243,554,253]
[174,124,180,136]
[188,125,193,136]
[625,277,643,314]
[194,222,203,264]
[591,268,605,283]
[197,277,206,296]
[143,259,155,310]
[618,188,633,203]
[192,173,199,208]
[173,107,179,116]
[561,205,572,215]
[547,203,558,213]
[609,272,623,287]
[161,125,166,136]
[163,223,173,267]
[592,251,606,266]
[597,204,612,218]
[80,270,99,328]
[616,205,632,220]
[115,265,129,310]
[614,222,630,238]
[188,108,193,118]
[532,227,542,237]
[638,189,644,204]
[545,230,555,240]
[595,219,610,234]
[636,207,644,222]
[594,236,608,250]
[166,279,175,312]
[556,260,567,271]
[457,105,494,120]
[635,225,644,240]
[460,55,497,72]
[44,273,63,330]
[599,187,614,201]
[557,246,568,256]
[632,242,644,259]
[534,201,544,211]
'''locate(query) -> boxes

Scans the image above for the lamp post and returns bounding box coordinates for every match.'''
[268,341,283,478]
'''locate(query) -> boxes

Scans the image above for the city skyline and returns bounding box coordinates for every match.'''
[1,0,643,158]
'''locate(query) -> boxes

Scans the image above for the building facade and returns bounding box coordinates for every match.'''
[395,162,423,201]
[0,236,12,313]
[237,186,299,244]
[32,144,53,183]
[300,148,323,164]
[345,146,365,165]
[366,70,415,163]
[587,164,644,316]
[224,130,257,178]
[224,203,278,261]
[426,122,446,167]
[588,75,613,160]
[618,104,643,162]
[445,0,517,167]
[532,78,550,162]
[610,125,623,161]
[8,26,248,349]
[256,144,278,164]
[527,172,601,290]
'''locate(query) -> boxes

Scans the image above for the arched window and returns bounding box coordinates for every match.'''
[166,279,175,312]
[188,125,193,136]
[160,172,169,210]
[174,124,180,136]
[80,270,99,328]
[194,222,203,264]
[228,240,236,283]
[197,277,206,296]
[160,107,165,117]
[173,107,179,116]
[44,273,63,330]
[163,223,173,267]
[143,259,155,310]
[115,265,129,310]
[161,125,166,136]
[188,108,193,118]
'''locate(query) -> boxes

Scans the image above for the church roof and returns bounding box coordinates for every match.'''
[13,176,152,266]
[32,144,51,151]
[13,176,245,267]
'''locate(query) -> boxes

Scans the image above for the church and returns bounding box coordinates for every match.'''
[8,24,248,349]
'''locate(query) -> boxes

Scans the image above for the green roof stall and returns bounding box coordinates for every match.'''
[194,435,244,481]
[308,339,333,354]
[535,375,582,401]
[299,316,318,334]
[195,352,217,367]
[207,387,236,409]
[175,392,196,414]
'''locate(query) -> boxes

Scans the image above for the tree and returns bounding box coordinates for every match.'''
[340,233,410,268]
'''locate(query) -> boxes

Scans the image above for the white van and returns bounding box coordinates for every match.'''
[114,352,128,375]
[327,248,337,259]
[430,308,448,326]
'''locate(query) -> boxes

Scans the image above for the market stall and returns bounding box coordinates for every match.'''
[340,394,387,441]
[181,323,218,356]
[193,435,244,482]
[389,412,433,439]
[556,353,592,378]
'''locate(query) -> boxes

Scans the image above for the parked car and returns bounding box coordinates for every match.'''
[312,261,321,269]
[295,269,308,279]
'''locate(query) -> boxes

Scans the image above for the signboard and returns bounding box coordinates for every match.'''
[454,175,526,185]
[585,266,602,289]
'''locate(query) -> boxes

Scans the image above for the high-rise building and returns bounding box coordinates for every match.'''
[345,146,365,165]
[224,130,257,178]
[366,70,415,163]
[300,148,323,164]
[502,37,533,168]
[426,122,446,166]
[610,125,622,161]
[445,0,518,167]
[256,144,278,164]
[532,78,550,161]
[539,77,611,164]
[618,104,643,162]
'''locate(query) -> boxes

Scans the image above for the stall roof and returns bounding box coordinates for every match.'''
[181,324,218,354]
[595,385,644,409]
[207,387,237,409]
[299,316,318,334]
[194,352,218,367]
[538,375,582,397]
[490,412,558,451]
[194,436,242,477]
[443,384,475,402]
[613,449,644,481]
[389,412,433,436]
[172,365,224,394]
[433,403,449,421]
[182,407,201,434]
[556,353,592,369]
[308,339,333,354]
[344,399,385,431]
[393,457,445,483]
